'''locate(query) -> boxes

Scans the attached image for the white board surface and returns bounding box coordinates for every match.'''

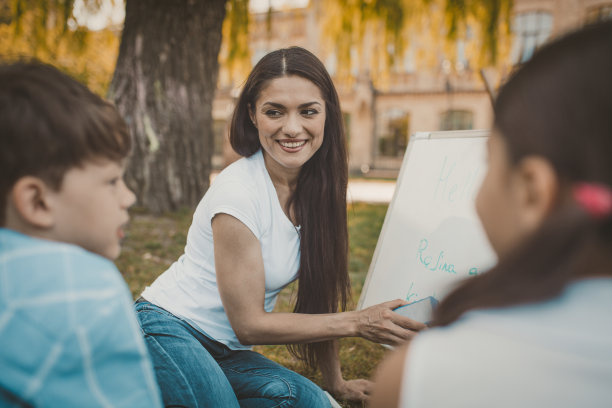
[358,130,497,312]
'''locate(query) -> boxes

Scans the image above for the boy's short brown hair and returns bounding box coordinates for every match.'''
[0,61,131,225]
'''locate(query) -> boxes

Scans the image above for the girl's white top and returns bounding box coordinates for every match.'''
[401,278,612,407]
[142,150,300,350]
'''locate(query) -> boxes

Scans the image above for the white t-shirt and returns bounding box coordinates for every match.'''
[142,150,300,350]
[401,278,612,408]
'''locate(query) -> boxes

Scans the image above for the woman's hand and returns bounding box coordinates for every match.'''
[356,299,427,346]
[328,378,373,403]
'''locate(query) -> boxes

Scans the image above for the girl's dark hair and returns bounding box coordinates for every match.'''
[229,47,350,367]
[0,61,131,226]
[432,21,612,327]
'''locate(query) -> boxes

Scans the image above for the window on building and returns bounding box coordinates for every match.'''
[440,110,473,131]
[390,44,417,74]
[377,110,410,157]
[510,11,553,64]
[403,45,416,73]
[586,4,612,23]
[455,39,468,72]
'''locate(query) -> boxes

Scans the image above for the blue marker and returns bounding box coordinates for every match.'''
[393,296,439,325]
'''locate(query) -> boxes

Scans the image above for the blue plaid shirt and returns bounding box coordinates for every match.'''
[0,228,162,407]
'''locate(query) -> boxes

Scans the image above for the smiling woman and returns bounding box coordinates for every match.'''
[249,75,326,173]
[134,46,425,408]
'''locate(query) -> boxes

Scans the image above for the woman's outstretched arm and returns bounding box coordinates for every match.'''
[212,213,425,346]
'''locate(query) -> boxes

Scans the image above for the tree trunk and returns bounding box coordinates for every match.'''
[110,0,227,213]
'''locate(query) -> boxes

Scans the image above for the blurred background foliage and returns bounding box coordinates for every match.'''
[0,0,512,96]
[318,0,512,85]
[0,0,120,95]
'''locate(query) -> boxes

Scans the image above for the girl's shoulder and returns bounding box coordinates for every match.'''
[424,278,612,348]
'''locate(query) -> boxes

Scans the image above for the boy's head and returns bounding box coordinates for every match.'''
[0,61,135,259]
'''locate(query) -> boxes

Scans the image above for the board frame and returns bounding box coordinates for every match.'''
[357,129,490,310]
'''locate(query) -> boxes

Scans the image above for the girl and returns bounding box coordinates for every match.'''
[371,21,612,408]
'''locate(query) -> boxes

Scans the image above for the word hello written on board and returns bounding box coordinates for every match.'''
[432,156,482,204]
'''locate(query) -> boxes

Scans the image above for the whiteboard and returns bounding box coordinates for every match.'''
[358,130,497,310]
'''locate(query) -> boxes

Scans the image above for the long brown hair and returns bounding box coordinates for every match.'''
[432,21,612,327]
[229,47,350,367]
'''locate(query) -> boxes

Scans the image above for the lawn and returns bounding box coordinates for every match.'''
[116,202,390,408]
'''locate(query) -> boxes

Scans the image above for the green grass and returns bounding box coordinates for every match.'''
[116,202,389,408]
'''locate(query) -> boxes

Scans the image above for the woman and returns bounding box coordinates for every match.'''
[136,46,424,407]
[371,22,612,407]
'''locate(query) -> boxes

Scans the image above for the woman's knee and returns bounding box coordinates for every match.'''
[276,374,330,408]
[292,378,330,408]
[233,372,329,408]
[140,328,239,408]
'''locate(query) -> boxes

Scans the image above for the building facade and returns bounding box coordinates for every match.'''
[212,0,612,177]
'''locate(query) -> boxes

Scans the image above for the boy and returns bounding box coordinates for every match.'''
[0,61,162,407]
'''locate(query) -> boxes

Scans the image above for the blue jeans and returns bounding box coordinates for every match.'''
[134,300,331,408]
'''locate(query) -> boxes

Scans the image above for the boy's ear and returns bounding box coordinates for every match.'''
[9,176,56,229]
[516,156,559,231]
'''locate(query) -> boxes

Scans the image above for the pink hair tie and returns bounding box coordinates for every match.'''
[573,183,612,218]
